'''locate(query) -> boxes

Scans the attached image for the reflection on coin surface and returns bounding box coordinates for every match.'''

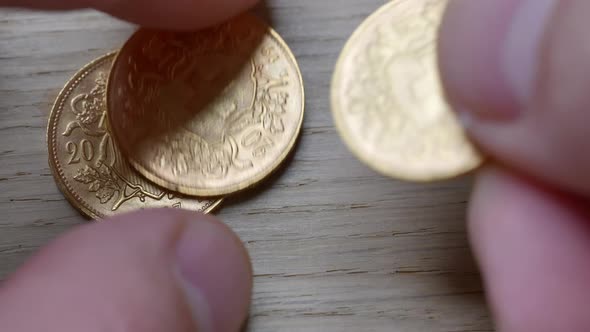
[107,13,305,196]
[331,0,482,182]
[47,53,221,219]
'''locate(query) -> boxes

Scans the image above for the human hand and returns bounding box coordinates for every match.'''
[0,209,253,332]
[439,0,590,330]
[0,1,257,332]
[0,0,258,29]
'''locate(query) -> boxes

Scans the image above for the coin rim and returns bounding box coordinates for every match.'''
[47,52,223,220]
[106,15,305,197]
[330,0,483,182]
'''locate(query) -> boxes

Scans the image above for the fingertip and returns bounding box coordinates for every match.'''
[95,0,260,30]
[440,1,590,197]
[175,211,253,332]
[439,0,521,119]
[0,209,252,332]
[1,0,259,29]
[469,167,590,331]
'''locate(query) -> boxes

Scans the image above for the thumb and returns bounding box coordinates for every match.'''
[1,0,259,30]
[0,209,252,332]
[439,0,590,196]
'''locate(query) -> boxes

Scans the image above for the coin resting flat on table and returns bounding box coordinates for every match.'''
[331,0,483,182]
[107,13,305,197]
[47,53,222,219]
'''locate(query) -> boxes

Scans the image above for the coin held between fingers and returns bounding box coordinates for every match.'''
[331,0,483,182]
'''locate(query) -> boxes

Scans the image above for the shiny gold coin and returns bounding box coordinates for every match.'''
[47,53,222,220]
[107,13,305,197]
[331,0,483,182]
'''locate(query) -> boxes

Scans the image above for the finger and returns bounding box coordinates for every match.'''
[0,209,252,332]
[439,0,590,196]
[469,166,590,331]
[1,0,259,30]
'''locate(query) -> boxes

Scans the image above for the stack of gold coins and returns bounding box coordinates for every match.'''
[47,13,305,219]
[47,0,483,219]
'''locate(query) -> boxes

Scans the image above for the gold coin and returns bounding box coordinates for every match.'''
[47,52,222,220]
[331,0,483,182]
[107,13,305,197]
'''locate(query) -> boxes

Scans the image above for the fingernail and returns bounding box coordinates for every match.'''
[176,275,213,332]
[439,0,557,120]
[175,215,252,332]
[501,0,558,105]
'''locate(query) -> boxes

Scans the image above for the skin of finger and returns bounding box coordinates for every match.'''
[0,209,252,332]
[0,0,259,30]
[469,167,590,331]
[439,0,590,197]
[438,0,521,116]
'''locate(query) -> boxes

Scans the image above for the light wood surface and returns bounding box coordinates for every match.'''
[0,1,493,331]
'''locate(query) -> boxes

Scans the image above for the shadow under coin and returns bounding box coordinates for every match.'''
[107,13,267,179]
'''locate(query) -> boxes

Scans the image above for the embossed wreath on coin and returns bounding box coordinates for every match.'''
[48,53,220,219]
[63,73,108,137]
[65,69,191,211]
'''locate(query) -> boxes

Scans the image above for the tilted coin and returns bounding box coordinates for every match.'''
[107,13,305,197]
[47,53,222,219]
[331,0,483,182]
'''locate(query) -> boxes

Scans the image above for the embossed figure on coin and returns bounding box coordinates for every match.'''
[331,0,482,182]
[48,53,221,219]
[108,13,304,196]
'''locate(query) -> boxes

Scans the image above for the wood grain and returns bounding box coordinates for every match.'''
[0,1,493,331]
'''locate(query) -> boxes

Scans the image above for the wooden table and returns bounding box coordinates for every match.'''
[0,1,493,331]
